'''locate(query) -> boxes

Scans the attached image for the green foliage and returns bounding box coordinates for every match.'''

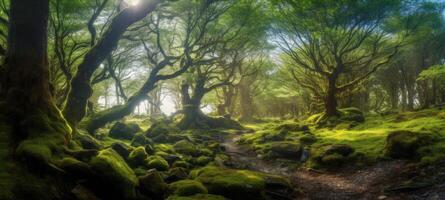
[417,65,445,84]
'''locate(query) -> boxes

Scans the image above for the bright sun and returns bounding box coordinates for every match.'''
[127,0,140,6]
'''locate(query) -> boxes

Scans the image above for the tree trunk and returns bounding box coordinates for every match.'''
[325,76,338,117]
[0,0,71,169]
[63,0,161,128]
[239,80,254,122]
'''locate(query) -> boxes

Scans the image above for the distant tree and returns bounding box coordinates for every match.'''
[273,0,403,117]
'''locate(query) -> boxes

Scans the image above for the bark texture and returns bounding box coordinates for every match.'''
[64,0,161,128]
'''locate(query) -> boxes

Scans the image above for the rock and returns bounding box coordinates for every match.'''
[339,107,365,123]
[89,148,138,199]
[385,130,432,159]
[139,170,168,198]
[71,184,101,200]
[321,153,347,167]
[130,133,153,147]
[109,122,141,140]
[58,157,93,177]
[275,123,309,132]
[146,122,179,138]
[169,180,208,196]
[172,161,191,169]
[166,167,189,182]
[146,155,170,171]
[173,140,198,156]
[128,147,148,167]
[265,142,302,160]
[165,154,182,165]
[74,133,101,150]
[299,134,317,144]
[166,194,226,200]
[110,142,132,158]
[323,144,354,157]
[195,156,213,166]
[191,167,266,200]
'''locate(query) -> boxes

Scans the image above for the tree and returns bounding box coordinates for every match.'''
[63,0,162,129]
[273,0,403,117]
[0,0,71,172]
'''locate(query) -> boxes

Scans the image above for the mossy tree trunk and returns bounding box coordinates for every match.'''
[238,79,254,122]
[0,0,71,167]
[177,80,242,130]
[63,0,161,129]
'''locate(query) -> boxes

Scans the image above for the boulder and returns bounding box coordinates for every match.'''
[166,167,189,182]
[173,140,198,156]
[109,122,141,140]
[131,133,153,147]
[128,147,148,167]
[89,148,138,199]
[146,155,170,171]
[74,133,101,150]
[139,170,168,198]
[264,142,302,160]
[110,142,132,158]
[58,157,93,178]
[168,180,208,196]
[385,130,432,159]
[323,144,354,157]
[191,167,266,200]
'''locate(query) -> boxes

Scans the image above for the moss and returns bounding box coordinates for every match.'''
[110,142,132,158]
[385,130,433,159]
[139,170,168,198]
[320,153,347,168]
[109,122,141,140]
[128,146,148,166]
[167,167,189,182]
[89,148,138,199]
[58,157,92,177]
[173,140,198,156]
[155,144,175,154]
[191,167,266,200]
[169,180,208,196]
[263,141,302,160]
[172,161,191,169]
[146,155,170,171]
[73,132,101,150]
[195,156,213,166]
[299,134,317,144]
[130,132,152,147]
[166,194,226,200]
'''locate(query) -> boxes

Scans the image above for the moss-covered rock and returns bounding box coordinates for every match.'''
[324,144,355,157]
[264,142,302,160]
[169,180,208,196]
[58,157,93,177]
[172,161,191,169]
[309,144,355,169]
[166,167,189,182]
[128,147,148,167]
[130,133,153,147]
[195,156,213,166]
[110,142,132,159]
[299,134,317,144]
[89,148,138,199]
[146,155,170,171]
[173,140,198,156]
[385,130,433,159]
[166,194,226,200]
[275,122,309,132]
[139,170,168,198]
[109,122,141,140]
[191,167,266,200]
[74,133,101,150]
[146,121,179,139]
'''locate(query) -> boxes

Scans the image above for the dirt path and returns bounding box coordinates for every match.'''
[221,133,408,200]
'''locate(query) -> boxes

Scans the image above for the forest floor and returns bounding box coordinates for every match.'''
[222,132,445,200]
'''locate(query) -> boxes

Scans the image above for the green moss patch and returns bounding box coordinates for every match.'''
[169,180,208,196]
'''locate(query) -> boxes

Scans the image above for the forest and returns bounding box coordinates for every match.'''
[0,0,445,199]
